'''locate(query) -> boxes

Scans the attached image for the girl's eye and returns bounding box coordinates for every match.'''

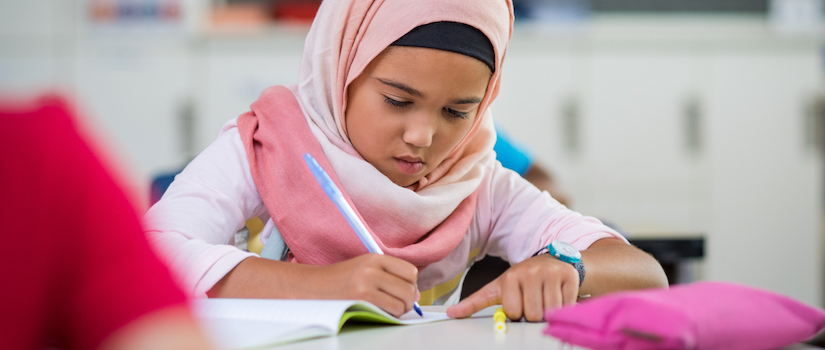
[384,96,410,108]
[444,108,469,120]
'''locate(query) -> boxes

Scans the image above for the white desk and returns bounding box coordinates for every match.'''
[268,306,587,350]
[262,305,824,350]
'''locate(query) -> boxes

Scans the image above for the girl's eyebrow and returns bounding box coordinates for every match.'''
[376,78,423,97]
[376,77,483,105]
[452,96,483,105]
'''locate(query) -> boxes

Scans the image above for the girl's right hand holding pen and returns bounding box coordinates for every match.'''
[317,253,420,317]
[207,254,420,318]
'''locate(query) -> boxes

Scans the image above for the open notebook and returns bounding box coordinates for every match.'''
[194,299,450,349]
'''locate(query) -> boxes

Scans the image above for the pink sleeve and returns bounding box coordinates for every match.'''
[474,162,628,264]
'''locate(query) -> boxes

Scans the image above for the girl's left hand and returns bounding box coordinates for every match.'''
[446,254,579,322]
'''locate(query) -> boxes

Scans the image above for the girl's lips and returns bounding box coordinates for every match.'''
[395,158,424,175]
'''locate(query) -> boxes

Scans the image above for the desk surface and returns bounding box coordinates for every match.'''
[264,305,823,350]
[266,306,585,350]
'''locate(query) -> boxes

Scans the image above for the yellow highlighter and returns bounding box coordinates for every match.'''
[493,307,507,333]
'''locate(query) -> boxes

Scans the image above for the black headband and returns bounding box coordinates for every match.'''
[390,21,496,73]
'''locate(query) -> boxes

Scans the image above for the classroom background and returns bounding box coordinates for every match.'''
[2,0,825,308]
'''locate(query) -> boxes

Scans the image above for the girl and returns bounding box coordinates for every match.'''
[144,0,668,322]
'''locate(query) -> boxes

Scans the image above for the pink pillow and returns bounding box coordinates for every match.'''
[544,282,825,350]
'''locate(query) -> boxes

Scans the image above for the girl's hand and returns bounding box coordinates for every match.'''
[207,254,419,318]
[312,253,420,317]
[446,254,579,322]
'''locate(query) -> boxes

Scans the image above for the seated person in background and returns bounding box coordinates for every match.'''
[494,127,628,236]
[494,126,570,206]
[0,95,215,350]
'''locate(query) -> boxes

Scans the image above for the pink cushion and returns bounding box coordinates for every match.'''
[544,282,825,350]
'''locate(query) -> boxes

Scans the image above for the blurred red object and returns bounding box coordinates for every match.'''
[89,0,117,22]
[160,1,182,20]
[211,3,270,27]
[273,0,321,22]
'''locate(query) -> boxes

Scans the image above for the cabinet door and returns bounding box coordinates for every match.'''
[491,49,576,177]
[493,44,709,235]
[74,37,190,205]
[194,36,303,152]
[577,50,709,235]
[0,0,74,94]
[705,50,823,306]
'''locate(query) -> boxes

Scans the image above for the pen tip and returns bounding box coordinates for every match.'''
[414,302,423,317]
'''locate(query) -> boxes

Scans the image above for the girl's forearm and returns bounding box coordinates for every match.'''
[579,238,669,297]
[206,257,315,299]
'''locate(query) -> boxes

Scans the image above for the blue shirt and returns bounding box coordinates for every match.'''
[494,126,533,176]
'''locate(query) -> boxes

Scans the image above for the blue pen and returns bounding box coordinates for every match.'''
[303,152,424,317]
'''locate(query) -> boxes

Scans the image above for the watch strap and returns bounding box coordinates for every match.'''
[532,245,585,287]
[572,260,585,288]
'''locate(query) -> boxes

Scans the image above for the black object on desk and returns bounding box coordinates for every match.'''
[460,255,511,300]
[628,236,705,285]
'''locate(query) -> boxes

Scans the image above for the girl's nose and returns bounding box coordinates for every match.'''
[401,112,435,148]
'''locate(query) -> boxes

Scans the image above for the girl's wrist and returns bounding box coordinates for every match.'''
[532,243,585,288]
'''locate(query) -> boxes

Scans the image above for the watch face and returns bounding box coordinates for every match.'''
[551,241,581,261]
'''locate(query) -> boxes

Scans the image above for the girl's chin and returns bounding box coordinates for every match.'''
[394,178,419,188]
[386,174,421,189]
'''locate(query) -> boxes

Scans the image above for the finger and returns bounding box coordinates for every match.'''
[376,255,419,284]
[500,274,523,321]
[446,278,502,318]
[561,277,579,307]
[543,280,563,313]
[376,273,418,312]
[349,256,417,314]
[367,287,410,318]
[522,277,544,322]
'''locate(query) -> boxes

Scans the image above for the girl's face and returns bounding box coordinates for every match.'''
[346,46,492,187]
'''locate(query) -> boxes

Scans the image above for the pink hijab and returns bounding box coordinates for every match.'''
[238,0,513,268]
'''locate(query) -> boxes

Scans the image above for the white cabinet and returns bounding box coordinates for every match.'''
[0,1,194,207]
[704,50,823,304]
[577,50,705,233]
[0,0,76,94]
[495,33,709,235]
[191,35,304,151]
[71,36,190,203]
[495,19,824,306]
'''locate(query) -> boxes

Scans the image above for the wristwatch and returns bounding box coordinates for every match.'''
[533,241,585,287]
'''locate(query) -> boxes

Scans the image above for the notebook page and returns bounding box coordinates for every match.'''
[195,299,361,332]
[398,310,451,323]
[345,305,450,324]
[199,317,330,349]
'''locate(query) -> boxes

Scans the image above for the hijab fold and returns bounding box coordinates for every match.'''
[238,0,513,268]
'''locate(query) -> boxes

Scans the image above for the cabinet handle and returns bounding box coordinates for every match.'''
[806,93,825,154]
[178,98,197,163]
[562,96,580,155]
[684,95,702,154]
